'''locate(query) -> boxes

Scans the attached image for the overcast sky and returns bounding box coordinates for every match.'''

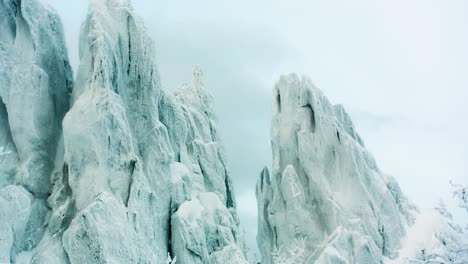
[45,0,468,253]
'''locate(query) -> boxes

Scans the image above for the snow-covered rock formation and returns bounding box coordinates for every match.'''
[0,0,72,262]
[0,0,248,263]
[256,74,429,263]
[0,0,72,195]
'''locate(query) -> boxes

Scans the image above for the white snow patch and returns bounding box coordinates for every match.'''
[386,209,451,264]
[170,162,190,184]
[176,198,204,222]
[198,192,223,211]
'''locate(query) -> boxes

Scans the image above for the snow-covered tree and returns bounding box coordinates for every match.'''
[0,146,11,156]
[450,180,467,212]
[446,181,468,263]
[271,237,307,264]
[166,253,177,264]
[435,199,453,219]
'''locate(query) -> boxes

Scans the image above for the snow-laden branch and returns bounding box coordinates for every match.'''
[166,253,177,264]
[450,180,467,212]
[0,146,11,156]
[271,237,307,264]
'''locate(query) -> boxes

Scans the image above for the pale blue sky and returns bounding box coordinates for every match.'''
[45,0,468,253]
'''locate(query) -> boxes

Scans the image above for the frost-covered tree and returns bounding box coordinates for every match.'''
[0,146,11,156]
[442,181,468,263]
[166,253,177,264]
[271,237,307,264]
[450,180,467,212]
[435,199,453,219]
[428,202,468,263]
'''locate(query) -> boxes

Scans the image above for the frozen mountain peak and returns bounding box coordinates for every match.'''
[90,0,130,9]
[259,73,467,264]
[258,73,418,263]
[175,66,214,113]
[192,65,204,88]
[0,0,249,262]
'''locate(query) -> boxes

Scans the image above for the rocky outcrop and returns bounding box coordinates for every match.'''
[0,0,72,262]
[256,74,418,263]
[0,0,72,196]
[0,0,248,263]
[168,69,247,264]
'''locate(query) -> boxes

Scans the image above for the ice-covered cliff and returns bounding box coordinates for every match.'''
[0,0,248,263]
[0,0,72,262]
[256,74,467,263]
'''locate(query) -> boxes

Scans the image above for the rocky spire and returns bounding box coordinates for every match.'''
[257,74,417,263]
[0,0,248,263]
[192,65,204,89]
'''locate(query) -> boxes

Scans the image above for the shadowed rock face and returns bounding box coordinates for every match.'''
[0,0,73,198]
[257,74,417,264]
[0,0,248,263]
[0,0,72,262]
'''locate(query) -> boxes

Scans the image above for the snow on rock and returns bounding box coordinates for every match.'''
[386,209,468,264]
[168,67,248,263]
[0,0,72,195]
[0,185,48,263]
[172,192,246,264]
[257,74,419,263]
[58,0,246,262]
[0,0,248,263]
[0,0,72,261]
[63,192,156,263]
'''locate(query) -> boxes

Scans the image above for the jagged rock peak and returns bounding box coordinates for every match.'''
[257,73,418,263]
[175,65,214,114]
[0,0,249,263]
[61,0,248,262]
